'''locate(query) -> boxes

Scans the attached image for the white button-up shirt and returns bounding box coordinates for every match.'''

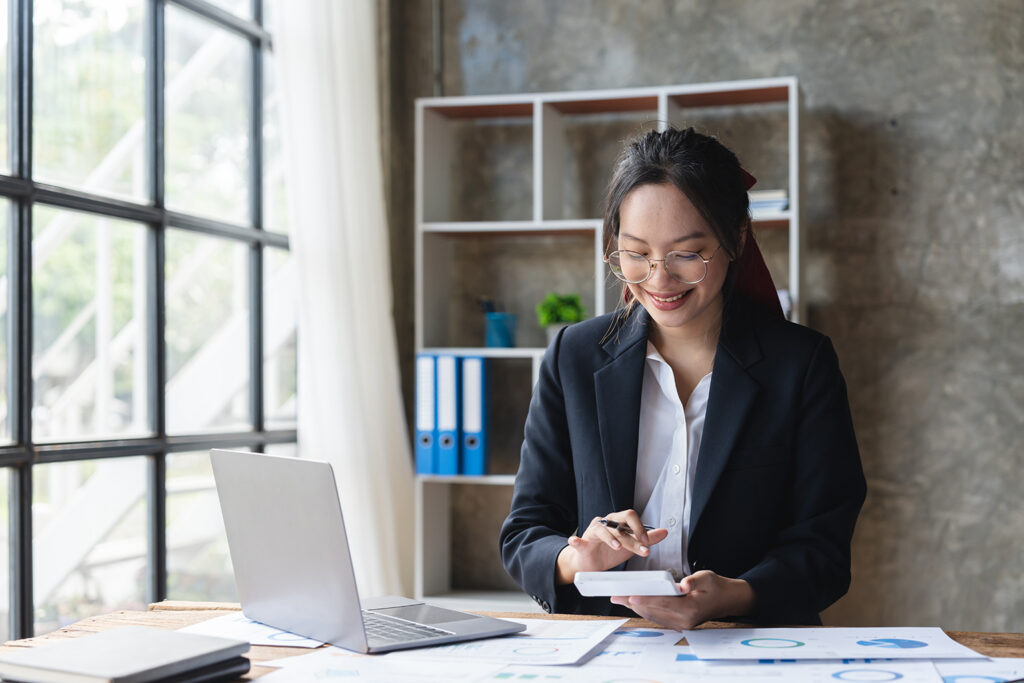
[625,342,712,580]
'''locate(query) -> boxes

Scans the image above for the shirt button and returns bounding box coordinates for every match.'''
[667,517,676,527]
[672,464,681,475]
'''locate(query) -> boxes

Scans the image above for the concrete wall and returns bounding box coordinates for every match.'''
[385,0,1024,631]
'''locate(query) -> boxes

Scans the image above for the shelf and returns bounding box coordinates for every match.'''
[418,474,516,486]
[669,85,790,109]
[420,98,535,120]
[414,76,803,606]
[420,590,544,614]
[423,220,600,236]
[751,209,791,231]
[546,95,659,115]
[420,347,545,359]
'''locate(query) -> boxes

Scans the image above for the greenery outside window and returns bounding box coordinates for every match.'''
[0,0,295,640]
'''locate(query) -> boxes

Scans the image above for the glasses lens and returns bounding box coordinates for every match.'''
[608,251,649,283]
[665,252,707,284]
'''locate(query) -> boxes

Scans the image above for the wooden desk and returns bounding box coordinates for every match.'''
[2,601,1022,680]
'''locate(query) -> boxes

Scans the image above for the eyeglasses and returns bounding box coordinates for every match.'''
[605,245,722,285]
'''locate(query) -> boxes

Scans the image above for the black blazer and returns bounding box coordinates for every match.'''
[499,296,866,625]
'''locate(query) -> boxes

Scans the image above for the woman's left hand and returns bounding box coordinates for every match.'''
[609,571,755,630]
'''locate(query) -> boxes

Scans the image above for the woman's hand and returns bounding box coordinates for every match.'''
[609,571,755,630]
[555,511,669,585]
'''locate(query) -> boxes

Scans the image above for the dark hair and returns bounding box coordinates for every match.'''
[601,126,750,333]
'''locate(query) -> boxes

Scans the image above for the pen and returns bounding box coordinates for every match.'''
[599,519,655,536]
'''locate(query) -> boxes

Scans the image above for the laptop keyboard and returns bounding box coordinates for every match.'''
[362,610,455,646]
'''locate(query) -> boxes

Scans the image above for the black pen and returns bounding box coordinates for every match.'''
[599,519,655,536]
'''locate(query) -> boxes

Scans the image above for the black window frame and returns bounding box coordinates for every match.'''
[1,0,295,639]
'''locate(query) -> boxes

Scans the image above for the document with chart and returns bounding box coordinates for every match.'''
[684,627,984,660]
[383,617,627,665]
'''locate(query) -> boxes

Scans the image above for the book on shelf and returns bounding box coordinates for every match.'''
[0,626,249,683]
[749,189,789,212]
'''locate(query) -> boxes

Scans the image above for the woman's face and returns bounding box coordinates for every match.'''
[617,182,731,334]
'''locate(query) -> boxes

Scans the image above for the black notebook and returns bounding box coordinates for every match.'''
[0,626,250,683]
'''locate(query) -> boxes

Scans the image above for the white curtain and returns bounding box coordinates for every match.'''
[271,0,413,597]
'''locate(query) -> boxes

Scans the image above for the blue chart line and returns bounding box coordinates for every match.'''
[857,638,929,649]
[831,670,904,681]
[267,630,312,641]
[941,677,1007,683]
[741,637,806,648]
[614,629,664,638]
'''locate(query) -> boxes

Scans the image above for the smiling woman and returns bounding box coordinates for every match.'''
[500,127,866,629]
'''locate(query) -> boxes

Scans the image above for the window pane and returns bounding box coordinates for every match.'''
[206,0,250,20]
[0,0,9,174]
[166,451,237,602]
[264,247,295,427]
[33,0,146,199]
[262,51,288,234]
[34,457,148,636]
[0,199,8,443]
[0,468,10,642]
[165,5,251,225]
[32,207,150,442]
[165,230,249,433]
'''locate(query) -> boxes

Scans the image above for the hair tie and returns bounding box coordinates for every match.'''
[735,166,784,319]
[740,167,757,191]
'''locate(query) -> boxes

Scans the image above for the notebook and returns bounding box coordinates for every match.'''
[210,449,526,653]
[0,626,249,683]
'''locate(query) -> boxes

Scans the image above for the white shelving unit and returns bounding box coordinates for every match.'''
[413,77,802,611]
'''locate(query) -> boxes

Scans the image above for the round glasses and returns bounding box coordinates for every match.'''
[605,245,722,285]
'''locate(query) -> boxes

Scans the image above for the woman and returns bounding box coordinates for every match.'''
[499,126,866,629]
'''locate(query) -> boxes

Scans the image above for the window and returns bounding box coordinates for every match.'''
[0,0,295,639]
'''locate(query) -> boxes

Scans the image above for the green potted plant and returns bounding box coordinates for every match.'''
[536,292,588,343]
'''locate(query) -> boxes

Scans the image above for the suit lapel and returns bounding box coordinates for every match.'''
[688,305,763,537]
[594,308,650,512]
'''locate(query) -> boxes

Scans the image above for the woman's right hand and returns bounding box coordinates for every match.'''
[555,511,669,585]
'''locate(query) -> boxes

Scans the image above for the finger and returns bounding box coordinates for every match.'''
[588,523,625,551]
[618,509,650,545]
[608,529,649,557]
[599,514,650,556]
[584,517,606,536]
[680,570,714,594]
[645,528,670,546]
[628,596,699,631]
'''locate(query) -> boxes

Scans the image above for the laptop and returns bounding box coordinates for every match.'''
[210,449,526,653]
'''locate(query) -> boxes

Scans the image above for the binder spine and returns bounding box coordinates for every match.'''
[461,357,488,475]
[414,354,438,474]
[436,355,461,475]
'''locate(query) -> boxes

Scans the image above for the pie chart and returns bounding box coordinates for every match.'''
[831,670,904,681]
[856,638,928,649]
[614,629,664,638]
[741,637,806,648]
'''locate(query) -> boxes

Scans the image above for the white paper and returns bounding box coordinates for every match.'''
[934,656,1024,681]
[684,627,986,660]
[482,660,942,682]
[177,612,323,648]
[383,617,627,666]
[578,643,701,670]
[257,648,505,682]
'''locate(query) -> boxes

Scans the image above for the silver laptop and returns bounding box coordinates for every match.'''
[210,449,526,653]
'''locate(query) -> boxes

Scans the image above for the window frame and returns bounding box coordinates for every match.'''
[0,0,295,639]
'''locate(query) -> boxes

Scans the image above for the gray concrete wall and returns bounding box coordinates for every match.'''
[386,0,1024,631]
